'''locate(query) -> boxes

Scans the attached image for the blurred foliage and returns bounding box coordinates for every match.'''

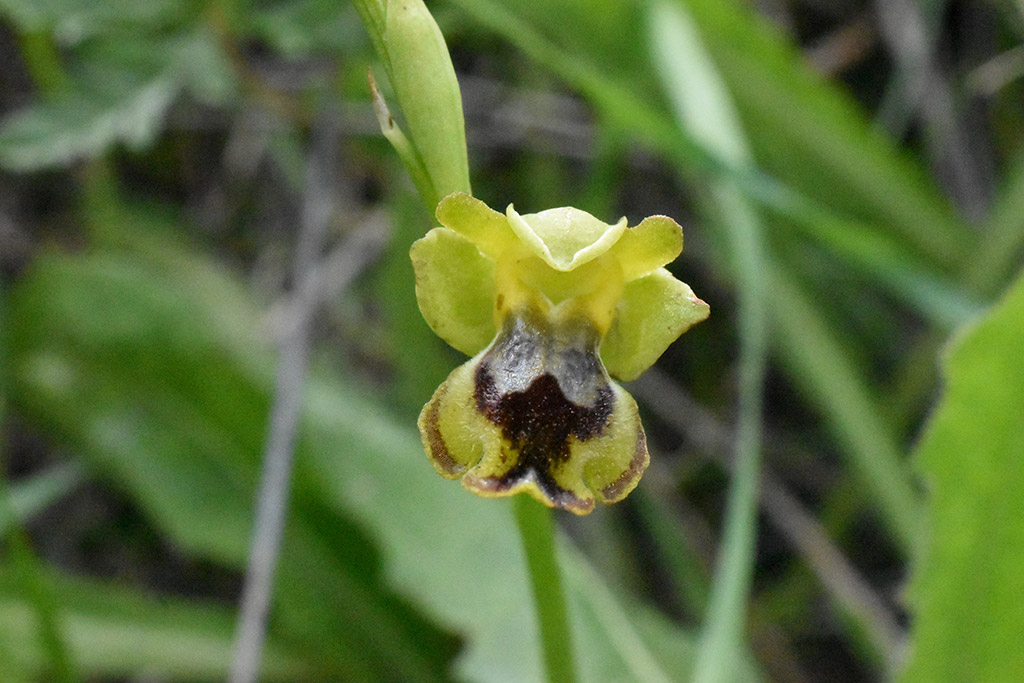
[0,0,1022,681]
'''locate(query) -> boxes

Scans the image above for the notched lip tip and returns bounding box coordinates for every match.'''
[462,471,596,514]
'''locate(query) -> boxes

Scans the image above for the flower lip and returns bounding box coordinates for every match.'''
[417,305,650,514]
[506,204,627,272]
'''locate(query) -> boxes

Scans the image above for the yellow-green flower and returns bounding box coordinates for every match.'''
[412,192,708,514]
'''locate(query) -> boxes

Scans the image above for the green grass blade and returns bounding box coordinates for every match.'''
[768,265,923,554]
[648,3,768,681]
[967,149,1024,297]
[354,0,471,209]
[0,494,77,682]
[669,0,969,266]
[0,464,84,537]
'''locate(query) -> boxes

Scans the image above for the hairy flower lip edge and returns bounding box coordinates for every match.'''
[418,374,651,515]
[416,305,653,515]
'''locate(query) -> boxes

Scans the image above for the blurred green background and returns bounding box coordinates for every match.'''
[1,0,1023,681]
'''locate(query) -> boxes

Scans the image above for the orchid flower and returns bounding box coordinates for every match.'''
[412,192,708,514]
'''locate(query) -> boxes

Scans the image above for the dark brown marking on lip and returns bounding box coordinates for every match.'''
[422,395,464,477]
[474,365,613,509]
[600,426,649,501]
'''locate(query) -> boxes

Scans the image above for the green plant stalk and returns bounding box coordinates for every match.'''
[691,188,767,683]
[0,525,78,682]
[1,31,79,680]
[0,406,77,682]
[648,3,767,681]
[512,497,578,683]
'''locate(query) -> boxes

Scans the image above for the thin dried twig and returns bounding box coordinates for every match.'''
[229,118,340,683]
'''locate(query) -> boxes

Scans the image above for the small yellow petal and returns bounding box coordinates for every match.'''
[410,227,497,356]
[610,215,683,281]
[506,205,626,272]
[602,268,710,381]
[413,194,709,512]
[419,355,492,478]
[582,383,649,504]
[435,192,515,258]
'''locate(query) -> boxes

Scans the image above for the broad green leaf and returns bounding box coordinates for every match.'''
[303,376,694,682]
[902,270,1024,681]
[0,77,178,170]
[249,0,364,57]
[7,233,456,679]
[0,32,235,171]
[0,568,312,680]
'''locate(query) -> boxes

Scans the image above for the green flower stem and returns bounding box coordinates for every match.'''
[690,189,767,683]
[512,497,578,683]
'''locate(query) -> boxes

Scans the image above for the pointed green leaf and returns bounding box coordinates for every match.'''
[379,0,471,206]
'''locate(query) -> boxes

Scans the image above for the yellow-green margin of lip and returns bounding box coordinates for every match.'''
[411,192,709,514]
